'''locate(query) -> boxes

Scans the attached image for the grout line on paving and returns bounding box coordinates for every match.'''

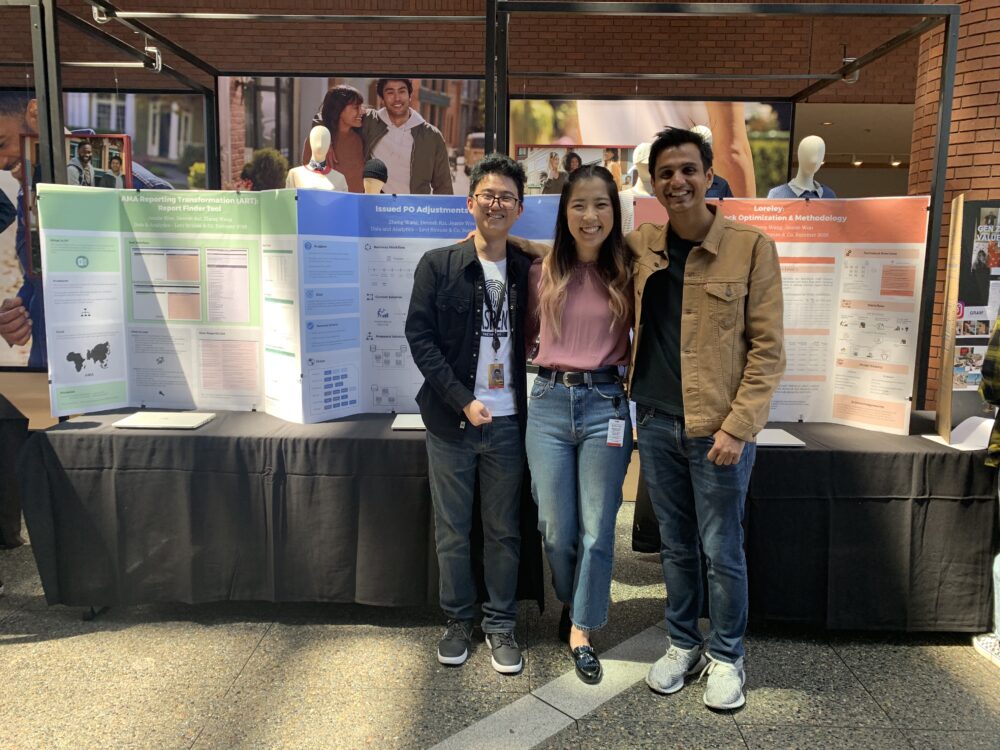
[826,637,912,746]
[429,624,666,750]
[187,619,276,750]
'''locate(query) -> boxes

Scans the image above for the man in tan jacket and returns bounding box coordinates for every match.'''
[635,128,784,711]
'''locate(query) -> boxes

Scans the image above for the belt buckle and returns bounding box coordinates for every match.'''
[561,372,581,387]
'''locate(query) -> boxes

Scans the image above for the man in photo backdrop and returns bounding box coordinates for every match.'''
[363,78,453,196]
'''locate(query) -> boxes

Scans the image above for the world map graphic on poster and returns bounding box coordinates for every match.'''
[65,342,111,372]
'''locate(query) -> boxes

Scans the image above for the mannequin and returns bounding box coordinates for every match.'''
[768,135,837,199]
[690,125,734,199]
[286,126,349,191]
[626,142,652,196]
[363,158,388,194]
[620,142,651,234]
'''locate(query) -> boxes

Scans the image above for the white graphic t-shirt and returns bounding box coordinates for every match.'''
[474,258,516,416]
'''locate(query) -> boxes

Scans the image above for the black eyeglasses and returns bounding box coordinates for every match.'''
[473,192,519,209]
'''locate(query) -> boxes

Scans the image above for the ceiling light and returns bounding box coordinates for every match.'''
[890,155,902,167]
[821,121,834,126]
[851,155,863,166]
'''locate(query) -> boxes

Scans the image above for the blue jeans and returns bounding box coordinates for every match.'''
[426,415,523,633]
[636,406,756,663]
[526,376,633,631]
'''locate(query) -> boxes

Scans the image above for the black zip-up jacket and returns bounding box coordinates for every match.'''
[405,238,532,441]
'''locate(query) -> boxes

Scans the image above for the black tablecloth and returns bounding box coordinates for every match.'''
[19,411,544,609]
[0,393,28,546]
[632,422,999,631]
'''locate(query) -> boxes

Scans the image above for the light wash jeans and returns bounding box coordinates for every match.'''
[526,375,633,631]
[426,415,523,633]
[636,406,756,663]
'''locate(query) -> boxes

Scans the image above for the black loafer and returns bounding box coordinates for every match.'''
[558,607,571,643]
[572,645,603,684]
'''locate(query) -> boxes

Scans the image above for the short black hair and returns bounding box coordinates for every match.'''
[0,92,31,121]
[564,151,582,171]
[648,127,713,175]
[110,155,122,165]
[469,152,526,201]
[376,78,413,98]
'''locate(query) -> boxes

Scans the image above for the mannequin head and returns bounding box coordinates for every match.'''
[631,141,652,194]
[690,125,713,147]
[796,135,826,180]
[308,126,332,164]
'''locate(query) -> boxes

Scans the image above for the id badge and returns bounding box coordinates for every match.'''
[487,362,505,389]
[607,418,626,447]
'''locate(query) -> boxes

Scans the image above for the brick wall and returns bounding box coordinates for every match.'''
[3,1,921,100]
[909,0,1000,408]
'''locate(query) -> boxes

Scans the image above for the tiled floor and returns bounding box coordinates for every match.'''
[1,503,998,750]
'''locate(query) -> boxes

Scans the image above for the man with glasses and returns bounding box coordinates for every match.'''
[405,153,532,674]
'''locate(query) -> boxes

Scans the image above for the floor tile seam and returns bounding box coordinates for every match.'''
[188,619,277,750]
[527,690,582,725]
[826,637,900,728]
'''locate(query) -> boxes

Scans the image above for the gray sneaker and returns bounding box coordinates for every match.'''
[646,643,707,694]
[701,655,746,710]
[437,619,474,666]
[973,633,1000,669]
[485,631,523,674]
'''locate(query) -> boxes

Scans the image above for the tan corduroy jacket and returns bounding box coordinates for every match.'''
[627,208,785,441]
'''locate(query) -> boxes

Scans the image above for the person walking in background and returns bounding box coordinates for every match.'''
[975,316,1000,670]
[541,151,568,194]
[603,148,622,189]
[525,165,633,684]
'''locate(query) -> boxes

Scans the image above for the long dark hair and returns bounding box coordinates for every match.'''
[539,165,631,337]
[319,84,363,144]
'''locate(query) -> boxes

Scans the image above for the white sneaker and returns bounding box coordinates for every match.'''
[701,655,746,710]
[646,643,707,695]
[973,633,1000,669]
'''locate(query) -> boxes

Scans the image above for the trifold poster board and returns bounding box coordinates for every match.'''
[636,197,930,435]
[36,185,555,423]
[39,186,930,434]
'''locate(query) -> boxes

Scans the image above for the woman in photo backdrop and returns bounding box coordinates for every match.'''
[302,84,366,193]
[525,165,633,684]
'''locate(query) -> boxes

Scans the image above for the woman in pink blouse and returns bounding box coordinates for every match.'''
[525,164,633,683]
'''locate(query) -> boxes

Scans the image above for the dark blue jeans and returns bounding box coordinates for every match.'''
[637,407,756,663]
[425,415,523,633]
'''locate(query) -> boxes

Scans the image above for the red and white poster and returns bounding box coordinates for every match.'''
[635,196,930,435]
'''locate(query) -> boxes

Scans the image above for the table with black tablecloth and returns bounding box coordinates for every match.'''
[0,393,28,546]
[18,411,543,609]
[632,422,999,631]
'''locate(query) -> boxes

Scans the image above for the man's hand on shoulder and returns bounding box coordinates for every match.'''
[0,297,31,347]
[463,399,492,426]
[707,429,745,466]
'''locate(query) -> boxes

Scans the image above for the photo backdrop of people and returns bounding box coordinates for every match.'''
[508,99,792,198]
